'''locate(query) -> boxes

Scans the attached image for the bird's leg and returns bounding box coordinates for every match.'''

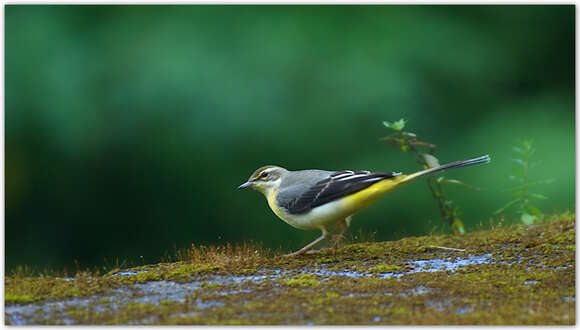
[285,229,328,257]
[333,216,351,251]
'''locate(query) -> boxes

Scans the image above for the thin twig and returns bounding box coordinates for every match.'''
[409,140,437,149]
[428,245,466,252]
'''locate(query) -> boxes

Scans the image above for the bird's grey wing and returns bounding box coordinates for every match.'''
[279,170,401,215]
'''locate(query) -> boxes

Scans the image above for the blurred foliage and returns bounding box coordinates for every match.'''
[382,118,474,234]
[5,5,575,272]
[495,140,554,224]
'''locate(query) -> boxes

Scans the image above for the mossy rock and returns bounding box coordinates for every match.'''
[5,212,575,325]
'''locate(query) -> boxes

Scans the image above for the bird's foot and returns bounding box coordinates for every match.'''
[332,234,344,251]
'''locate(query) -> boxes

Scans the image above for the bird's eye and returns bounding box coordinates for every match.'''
[261,172,269,179]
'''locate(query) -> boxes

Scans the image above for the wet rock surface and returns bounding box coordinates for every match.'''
[5,214,575,325]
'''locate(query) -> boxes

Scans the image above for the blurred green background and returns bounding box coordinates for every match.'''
[6,5,574,272]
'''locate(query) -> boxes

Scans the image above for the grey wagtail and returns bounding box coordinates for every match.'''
[238,155,490,256]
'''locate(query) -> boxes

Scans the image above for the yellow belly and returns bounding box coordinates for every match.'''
[339,175,408,215]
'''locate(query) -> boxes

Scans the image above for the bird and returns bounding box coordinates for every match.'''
[238,155,490,256]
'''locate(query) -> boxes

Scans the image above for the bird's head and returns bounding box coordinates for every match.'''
[237,165,288,196]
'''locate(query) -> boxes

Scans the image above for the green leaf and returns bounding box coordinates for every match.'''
[441,179,481,190]
[422,153,440,168]
[528,178,556,186]
[511,168,525,176]
[529,193,548,200]
[501,179,554,191]
[383,118,406,131]
[520,213,536,225]
[494,198,521,214]
[527,206,543,217]
[509,158,525,166]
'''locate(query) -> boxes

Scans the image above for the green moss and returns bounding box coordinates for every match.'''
[325,292,339,299]
[166,264,220,281]
[281,274,321,287]
[5,293,36,304]
[369,264,403,273]
[5,275,109,305]
[315,256,341,264]
[200,281,225,289]
[234,268,258,275]
[66,310,85,318]
[391,307,409,316]
[131,271,163,283]
[5,212,575,325]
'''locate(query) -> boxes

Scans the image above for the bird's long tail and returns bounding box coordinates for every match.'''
[400,155,491,183]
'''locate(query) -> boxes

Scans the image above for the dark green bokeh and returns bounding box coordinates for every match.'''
[6,5,574,272]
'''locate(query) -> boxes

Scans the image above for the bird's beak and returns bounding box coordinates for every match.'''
[237,181,253,189]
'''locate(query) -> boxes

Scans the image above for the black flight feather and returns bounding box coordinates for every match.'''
[283,170,400,215]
